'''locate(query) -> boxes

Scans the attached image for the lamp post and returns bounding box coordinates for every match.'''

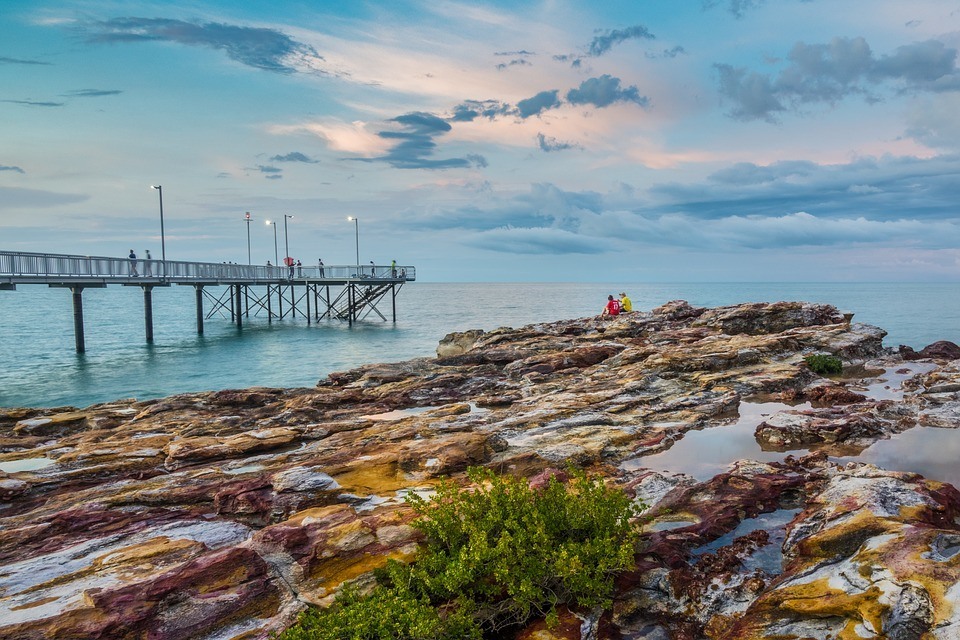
[150,185,166,276]
[266,220,278,266]
[347,216,359,269]
[244,212,252,264]
[283,214,294,262]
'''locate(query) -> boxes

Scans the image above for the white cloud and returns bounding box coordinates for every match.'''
[267,119,391,156]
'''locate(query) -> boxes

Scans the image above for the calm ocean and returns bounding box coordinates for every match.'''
[1,282,958,409]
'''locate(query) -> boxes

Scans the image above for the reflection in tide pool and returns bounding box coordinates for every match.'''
[621,402,805,481]
[692,508,801,574]
[832,427,960,488]
[0,458,55,473]
[622,362,960,488]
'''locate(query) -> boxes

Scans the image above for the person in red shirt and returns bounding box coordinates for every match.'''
[601,294,621,318]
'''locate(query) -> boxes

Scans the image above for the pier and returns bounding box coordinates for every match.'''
[0,251,416,353]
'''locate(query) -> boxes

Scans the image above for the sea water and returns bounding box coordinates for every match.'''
[0,282,957,409]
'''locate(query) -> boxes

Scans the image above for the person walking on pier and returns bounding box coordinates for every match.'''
[391,259,397,277]
[296,259,302,277]
[370,261,376,277]
[128,249,138,277]
[143,250,152,276]
[318,258,324,277]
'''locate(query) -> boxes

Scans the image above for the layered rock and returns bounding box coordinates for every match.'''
[0,300,957,639]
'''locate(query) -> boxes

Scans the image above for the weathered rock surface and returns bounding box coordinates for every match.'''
[0,300,957,639]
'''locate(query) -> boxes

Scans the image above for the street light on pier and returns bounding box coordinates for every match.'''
[347,216,359,270]
[283,214,294,263]
[244,212,252,264]
[265,220,278,266]
[150,185,166,276]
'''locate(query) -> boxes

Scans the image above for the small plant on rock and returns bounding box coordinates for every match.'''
[277,467,641,639]
[804,353,843,375]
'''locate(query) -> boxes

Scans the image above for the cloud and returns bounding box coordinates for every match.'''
[257,165,282,174]
[536,133,579,152]
[0,186,88,207]
[270,152,317,163]
[269,119,390,156]
[701,0,766,18]
[516,90,561,118]
[0,99,64,107]
[85,17,322,74]
[397,153,960,258]
[716,36,960,121]
[905,93,960,149]
[0,165,25,173]
[566,75,649,108]
[636,211,960,251]
[496,58,532,71]
[450,100,513,122]
[63,89,122,97]
[708,160,818,185]
[654,154,960,222]
[0,56,51,65]
[647,46,687,60]
[714,64,786,121]
[587,25,656,57]
[466,226,608,254]
[366,112,474,169]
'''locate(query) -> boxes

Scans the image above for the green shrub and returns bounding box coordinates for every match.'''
[804,353,843,375]
[277,467,641,639]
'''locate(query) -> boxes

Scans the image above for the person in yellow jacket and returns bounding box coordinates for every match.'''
[619,292,633,312]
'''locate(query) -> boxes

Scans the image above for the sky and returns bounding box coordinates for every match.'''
[2,0,960,282]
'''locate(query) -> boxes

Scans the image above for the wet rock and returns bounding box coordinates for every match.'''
[755,404,888,450]
[918,340,960,360]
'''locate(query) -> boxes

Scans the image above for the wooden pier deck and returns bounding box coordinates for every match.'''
[0,251,416,352]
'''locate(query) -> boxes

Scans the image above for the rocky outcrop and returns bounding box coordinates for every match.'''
[0,300,956,639]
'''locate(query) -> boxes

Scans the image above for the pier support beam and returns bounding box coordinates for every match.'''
[306,283,312,325]
[235,284,243,328]
[143,286,154,343]
[71,286,85,353]
[195,286,204,334]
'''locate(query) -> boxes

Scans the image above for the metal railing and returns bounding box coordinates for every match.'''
[0,250,415,283]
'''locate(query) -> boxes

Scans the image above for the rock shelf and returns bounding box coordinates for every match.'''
[1,300,959,639]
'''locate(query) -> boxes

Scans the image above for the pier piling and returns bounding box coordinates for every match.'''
[71,286,85,353]
[195,286,204,334]
[143,286,154,342]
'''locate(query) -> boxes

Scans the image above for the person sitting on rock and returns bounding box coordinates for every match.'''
[619,292,633,313]
[600,294,621,318]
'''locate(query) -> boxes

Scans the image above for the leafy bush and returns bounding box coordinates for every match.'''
[277,467,641,639]
[804,353,843,375]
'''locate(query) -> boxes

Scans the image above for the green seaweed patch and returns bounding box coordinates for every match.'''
[803,354,843,376]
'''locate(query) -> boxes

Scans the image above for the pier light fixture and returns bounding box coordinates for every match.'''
[347,216,359,268]
[283,214,294,262]
[150,185,166,277]
[266,219,278,266]
[244,212,252,264]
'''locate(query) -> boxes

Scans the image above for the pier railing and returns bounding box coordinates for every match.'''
[0,251,415,284]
